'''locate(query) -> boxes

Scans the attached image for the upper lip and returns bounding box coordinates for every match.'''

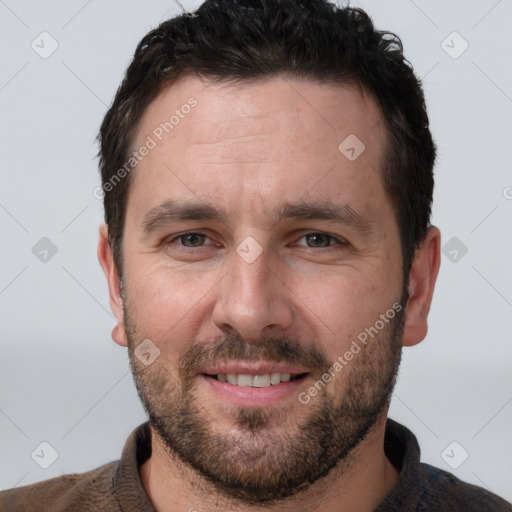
[201,361,309,376]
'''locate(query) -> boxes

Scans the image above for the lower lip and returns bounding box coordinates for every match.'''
[201,375,308,408]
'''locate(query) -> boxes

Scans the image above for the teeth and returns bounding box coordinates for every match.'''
[253,374,271,387]
[215,372,297,387]
[237,374,253,387]
[270,372,281,385]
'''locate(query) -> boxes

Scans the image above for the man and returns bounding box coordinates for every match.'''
[1,0,510,510]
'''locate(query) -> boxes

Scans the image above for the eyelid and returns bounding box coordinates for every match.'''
[166,231,216,246]
[292,231,349,247]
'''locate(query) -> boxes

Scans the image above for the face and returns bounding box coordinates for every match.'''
[107,76,410,504]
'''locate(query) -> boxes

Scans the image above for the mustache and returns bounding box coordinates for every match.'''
[179,332,331,378]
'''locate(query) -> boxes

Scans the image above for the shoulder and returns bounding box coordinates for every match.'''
[417,462,512,511]
[0,461,119,512]
[381,419,511,511]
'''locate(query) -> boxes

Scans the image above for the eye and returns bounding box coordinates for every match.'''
[164,231,348,252]
[168,232,214,248]
[295,232,348,248]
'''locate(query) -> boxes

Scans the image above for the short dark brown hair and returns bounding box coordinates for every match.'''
[98,0,436,282]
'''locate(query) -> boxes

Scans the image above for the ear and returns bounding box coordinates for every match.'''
[402,226,441,347]
[97,224,128,347]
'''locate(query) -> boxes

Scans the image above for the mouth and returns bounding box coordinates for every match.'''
[205,372,309,388]
[199,363,311,408]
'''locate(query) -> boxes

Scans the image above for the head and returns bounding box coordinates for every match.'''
[97,0,440,505]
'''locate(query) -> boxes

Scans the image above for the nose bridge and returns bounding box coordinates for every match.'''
[211,242,293,338]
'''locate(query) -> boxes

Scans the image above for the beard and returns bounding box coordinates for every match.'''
[125,294,406,506]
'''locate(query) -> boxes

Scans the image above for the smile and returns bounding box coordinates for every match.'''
[208,372,307,388]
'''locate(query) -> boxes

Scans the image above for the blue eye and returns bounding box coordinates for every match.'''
[165,231,348,252]
[176,233,208,247]
[296,232,348,248]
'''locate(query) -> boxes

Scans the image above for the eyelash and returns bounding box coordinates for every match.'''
[166,231,349,251]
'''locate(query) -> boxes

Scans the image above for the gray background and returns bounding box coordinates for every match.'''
[1,0,511,503]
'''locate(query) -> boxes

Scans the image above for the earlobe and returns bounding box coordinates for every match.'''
[97,224,128,347]
[111,323,128,347]
[402,226,441,347]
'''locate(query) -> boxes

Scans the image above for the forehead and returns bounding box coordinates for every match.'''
[128,75,390,228]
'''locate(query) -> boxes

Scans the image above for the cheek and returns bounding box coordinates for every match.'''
[289,268,399,355]
[125,262,220,343]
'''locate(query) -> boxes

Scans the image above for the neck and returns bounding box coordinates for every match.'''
[139,412,400,512]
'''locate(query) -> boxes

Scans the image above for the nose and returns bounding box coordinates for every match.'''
[211,246,294,341]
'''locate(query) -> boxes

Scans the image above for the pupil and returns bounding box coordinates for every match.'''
[185,234,203,247]
[308,234,328,247]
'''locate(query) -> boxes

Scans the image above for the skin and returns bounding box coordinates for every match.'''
[98,75,441,511]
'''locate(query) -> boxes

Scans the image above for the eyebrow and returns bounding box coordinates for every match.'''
[141,200,229,234]
[141,199,374,236]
